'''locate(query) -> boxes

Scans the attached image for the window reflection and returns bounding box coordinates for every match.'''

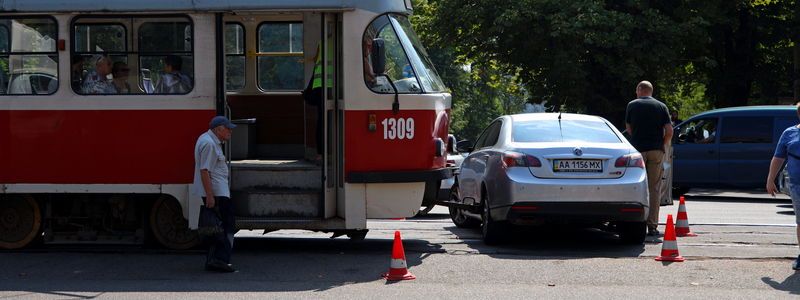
[0,17,58,95]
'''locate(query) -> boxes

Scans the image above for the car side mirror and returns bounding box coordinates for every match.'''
[456,140,473,153]
[371,38,386,75]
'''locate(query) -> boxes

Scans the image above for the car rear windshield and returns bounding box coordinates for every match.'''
[512,119,622,143]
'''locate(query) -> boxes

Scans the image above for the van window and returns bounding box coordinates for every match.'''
[719,117,772,143]
[775,117,798,134]
[0,17,58,95]
[676,118,717,144]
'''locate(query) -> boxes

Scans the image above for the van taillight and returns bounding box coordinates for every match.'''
[614,153,645,168]
[502,152,542,168]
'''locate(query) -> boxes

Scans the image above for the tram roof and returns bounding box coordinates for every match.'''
[0,0,411,14]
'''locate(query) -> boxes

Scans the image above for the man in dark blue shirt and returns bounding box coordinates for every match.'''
[625,81,673,236]
[766,103,800,270]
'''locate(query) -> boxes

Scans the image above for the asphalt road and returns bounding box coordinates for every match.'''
[1,189,798,299]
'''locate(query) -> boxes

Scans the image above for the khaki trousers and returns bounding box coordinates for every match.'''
[642,150,664,230]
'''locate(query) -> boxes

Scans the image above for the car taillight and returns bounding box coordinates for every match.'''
[614,153,645,168]
[502,152,542,168]
[446,159,456,167]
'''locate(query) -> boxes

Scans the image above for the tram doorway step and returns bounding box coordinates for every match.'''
[230,159,323,218]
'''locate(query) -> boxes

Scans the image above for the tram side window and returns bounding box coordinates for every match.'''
[73,23,128,94]
[0,17,58,95]
[139,21,194,94]
[363,15,420,94]
[72,17,194,95]
[257,22,304,91]
[225,23,245,91]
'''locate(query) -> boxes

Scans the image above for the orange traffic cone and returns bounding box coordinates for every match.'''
[655,214,685,262]
[675,196,697,237]
[382,231,416,281]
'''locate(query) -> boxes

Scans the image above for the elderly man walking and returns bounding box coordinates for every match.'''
[192,116,237,272]
[625,81,673,236]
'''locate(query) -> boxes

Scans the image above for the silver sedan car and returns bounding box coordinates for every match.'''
[449,113,649,244]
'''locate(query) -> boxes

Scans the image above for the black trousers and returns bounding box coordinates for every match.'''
[303,85,325,156]
[202,196,235,264]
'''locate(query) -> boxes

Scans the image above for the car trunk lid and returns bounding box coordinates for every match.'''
[515,142,631,179]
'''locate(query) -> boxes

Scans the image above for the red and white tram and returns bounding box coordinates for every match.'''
[0,0,451,249]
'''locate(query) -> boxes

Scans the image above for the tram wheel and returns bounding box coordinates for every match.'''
[149,195,199,250]
[0,195,41,249]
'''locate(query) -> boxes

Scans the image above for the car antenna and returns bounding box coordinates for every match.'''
[558,110,563,140]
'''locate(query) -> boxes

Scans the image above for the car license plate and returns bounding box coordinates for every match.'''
[553,159,603,173]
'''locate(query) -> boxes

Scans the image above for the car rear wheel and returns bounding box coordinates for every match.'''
[448,185,480,228]
[481,196,508,245]
[617,221,646,244]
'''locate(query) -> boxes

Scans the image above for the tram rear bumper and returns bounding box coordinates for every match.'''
[346,168,453,183]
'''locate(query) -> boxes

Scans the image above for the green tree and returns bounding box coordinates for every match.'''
[412,0,527,141]
[418,0,797,126]
[686,0,795,107]
[426,0,707,126]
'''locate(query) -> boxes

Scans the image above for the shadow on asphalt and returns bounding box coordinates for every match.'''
[440,220,646,259]
[762,272,800,295]
[0,236,442,294]
[684,194,790,204]
[687,188,774,196]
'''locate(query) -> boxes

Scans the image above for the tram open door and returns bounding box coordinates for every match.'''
[221,12,352,236]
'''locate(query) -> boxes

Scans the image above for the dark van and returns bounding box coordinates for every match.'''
[671,105,797,194]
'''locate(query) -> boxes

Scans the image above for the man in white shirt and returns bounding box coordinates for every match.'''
[193,116,236,272]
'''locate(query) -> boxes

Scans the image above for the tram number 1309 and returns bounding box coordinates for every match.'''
[382,118,415,140]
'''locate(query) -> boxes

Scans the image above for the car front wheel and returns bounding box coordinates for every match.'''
[448,185,480,228]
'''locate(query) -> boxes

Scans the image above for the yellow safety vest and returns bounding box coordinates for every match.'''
[312,44,334,89]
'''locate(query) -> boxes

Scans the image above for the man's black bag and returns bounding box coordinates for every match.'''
[198,206,224,238]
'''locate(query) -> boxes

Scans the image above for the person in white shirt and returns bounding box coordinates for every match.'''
[192,116,236,272]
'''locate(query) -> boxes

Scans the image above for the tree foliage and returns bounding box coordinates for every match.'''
[413,0,798,129]
[412,0,528,141]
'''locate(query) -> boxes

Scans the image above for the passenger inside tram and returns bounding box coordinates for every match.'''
[111,61,132,94]
[82,55,117,94]
[155,55,192,94]
[70,56,86,92]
